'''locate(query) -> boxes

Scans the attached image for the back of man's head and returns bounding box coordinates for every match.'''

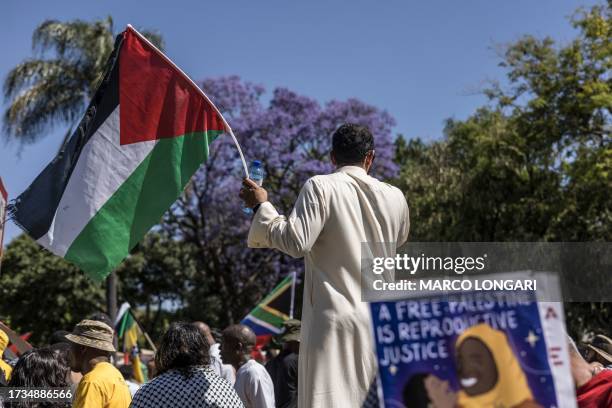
[220,324,256,369]
[119,364,134,381]
[223,324,256,350]
[332,123,374,166]
[192,321,215,346]
[49,330,70,345]
[221,324,257,368]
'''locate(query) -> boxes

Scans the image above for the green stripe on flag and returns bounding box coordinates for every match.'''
[66,130,222,281]
[250,307,286,327]
[118,311,135,338]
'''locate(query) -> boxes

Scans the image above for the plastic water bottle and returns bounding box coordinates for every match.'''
[243,160,265,215]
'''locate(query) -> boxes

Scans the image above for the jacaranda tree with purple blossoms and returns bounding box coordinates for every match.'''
[120,76,398,329]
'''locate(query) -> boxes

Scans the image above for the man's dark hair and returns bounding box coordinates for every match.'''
[155,322,210,377]
[49,330,70,345]
[331,123,374,166]
[8,348,71,407]
[119,364,134,381]
[88,312,113,329]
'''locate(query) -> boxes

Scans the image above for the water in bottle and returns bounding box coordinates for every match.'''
[243,160,265,215]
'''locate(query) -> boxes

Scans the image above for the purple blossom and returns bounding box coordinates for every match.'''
[163,76,397,323]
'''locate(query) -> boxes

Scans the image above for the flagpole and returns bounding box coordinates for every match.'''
[289,271,297,319]
[125,24,250,179]
[225,128,249,178]
[142,331,157,354]
[129,310,158,353]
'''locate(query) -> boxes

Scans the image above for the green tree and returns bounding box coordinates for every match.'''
[396,2,610,337]
[116,233,205,341]
[3,16,163,146]
[396,108,564,241]
[0,235,105,345]
[486,1,611,241]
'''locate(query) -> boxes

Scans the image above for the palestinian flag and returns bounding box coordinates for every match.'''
[115,303,145,383]
[241,273,296,348]
[9,26,227,281]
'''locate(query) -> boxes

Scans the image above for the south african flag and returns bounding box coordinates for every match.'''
[241,273,297,346]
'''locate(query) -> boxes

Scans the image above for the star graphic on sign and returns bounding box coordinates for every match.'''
[525,330,540,348]
[389,365,398,375]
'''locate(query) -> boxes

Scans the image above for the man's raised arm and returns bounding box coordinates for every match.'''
[241,178,326,258]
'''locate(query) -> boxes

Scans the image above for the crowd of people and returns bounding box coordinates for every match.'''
[0,314,301,408]
[0,313,610,407]
[0,126,610,407]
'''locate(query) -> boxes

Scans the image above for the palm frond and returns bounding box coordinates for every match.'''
[3,75,85,144]
[82,17,115,72]
[32,19,94,59]
[3,59,86,100]
[4,16,165,145]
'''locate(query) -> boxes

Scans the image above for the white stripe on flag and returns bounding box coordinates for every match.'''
[114,302,131,326]
[38,106,157,256]
[244,316,283,334]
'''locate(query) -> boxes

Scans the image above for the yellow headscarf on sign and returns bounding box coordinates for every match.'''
[0,330,13,380]
[456,323,535,408]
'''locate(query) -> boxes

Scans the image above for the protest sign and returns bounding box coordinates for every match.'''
[370,272,575,408]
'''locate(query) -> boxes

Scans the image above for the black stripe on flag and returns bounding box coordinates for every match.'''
[9,34,124,240]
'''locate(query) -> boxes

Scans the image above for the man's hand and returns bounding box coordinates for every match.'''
[240,178,268,208]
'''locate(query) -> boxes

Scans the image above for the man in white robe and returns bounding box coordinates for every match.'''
[240,124,409,407]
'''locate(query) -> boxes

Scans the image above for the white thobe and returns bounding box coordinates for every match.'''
[248,166,409,408]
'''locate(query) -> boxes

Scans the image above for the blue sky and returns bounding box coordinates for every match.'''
[0,0,598,244]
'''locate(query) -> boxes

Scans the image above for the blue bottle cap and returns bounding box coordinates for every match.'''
[252,160,262,167]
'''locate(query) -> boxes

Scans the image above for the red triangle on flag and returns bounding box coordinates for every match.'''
[119,27,225,146]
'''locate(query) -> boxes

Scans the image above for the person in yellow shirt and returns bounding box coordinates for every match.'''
[0,329,13,382]
[66,319,131,408]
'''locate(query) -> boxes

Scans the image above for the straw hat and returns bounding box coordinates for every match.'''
[66,320,116,352]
